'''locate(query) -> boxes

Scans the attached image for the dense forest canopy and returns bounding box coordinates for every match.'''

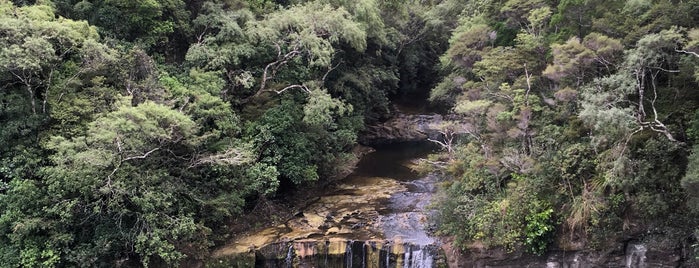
[428,0,699,257]
[0,0,698,266]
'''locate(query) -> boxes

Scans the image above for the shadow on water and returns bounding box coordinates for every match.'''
[349,141,438,182]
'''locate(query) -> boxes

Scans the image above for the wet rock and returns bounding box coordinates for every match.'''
[218,239,441,268]
[439,243,689,268]
[208,140,441,267]
[325,227,340,235]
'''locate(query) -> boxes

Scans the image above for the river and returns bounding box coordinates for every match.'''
[210,141,442,268]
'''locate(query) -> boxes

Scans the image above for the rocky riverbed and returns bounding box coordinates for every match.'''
[208,142,443,267]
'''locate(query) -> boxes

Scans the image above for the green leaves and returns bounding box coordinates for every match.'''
[303,88,352,128]
[683,145,699,213]
[524,208,555,255]
[36,98,255,266]
[441,16,492,70]
[249,2,367,53]
[186,1,255,70]
[578,74,636,144]
[431,0,699,255]
[543,33,623,85]
[161,69,240,136]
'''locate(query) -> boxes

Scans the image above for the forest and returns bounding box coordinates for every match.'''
[0,0,698,267]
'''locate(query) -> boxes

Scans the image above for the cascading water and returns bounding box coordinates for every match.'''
[277,240,437,268]
[212,141,444,267]
[346,240,353,268]
[625,243,647,268]
[403,244,434,268]
[285,245,294,268]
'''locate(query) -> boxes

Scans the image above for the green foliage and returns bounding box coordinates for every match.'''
[185,1,255,69]
[327,62,397,122]
[318,0,387,45]
[500,0,547,28]
[437,169,555,252]
[543,33,623,86]
[3,0,699,265]
[549,0,609,38]
[1,94,258,266]
[0,0,119,186]
[245,97,359,186]
[431,0,699,256]
[684,112,699,213]
[0,1,101,106]
[524,208,554,255]
[160,68,240,136]
[441,16,493,70]
[54,0,192,52]
[303,87,352,128]
[578,74,636,144]
[41,100,202,266]
[245,1,367,75]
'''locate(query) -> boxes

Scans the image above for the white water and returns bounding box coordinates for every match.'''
[403,244,434,268]
[285,244,294,268]
[625,243,647,268]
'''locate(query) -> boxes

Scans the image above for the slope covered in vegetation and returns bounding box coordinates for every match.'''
[0,0,698,266]
[428,0,699,259]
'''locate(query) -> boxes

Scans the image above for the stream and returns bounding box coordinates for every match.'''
[211,141,442,267]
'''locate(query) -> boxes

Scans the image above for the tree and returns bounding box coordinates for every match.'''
[543,33,623,87]
[53,0,193,54]
[0,2,101,115]
[579,27,688,149]
[187,0,367,102]
[185,0,369,187]
[1,96,260,266]
[0,1,118,188]
[550,0,610,39]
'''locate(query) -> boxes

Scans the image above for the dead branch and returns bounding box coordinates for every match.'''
[272,84,310,94]
[122,147,161,162]
[676,49,699,58]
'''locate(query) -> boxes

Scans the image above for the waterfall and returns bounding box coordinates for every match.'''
[403,244,434,268]
[625,243,647,268]
[285,244,294,268]
[346,240,353,268]
[251,239,440,267]
[215,142,442,267]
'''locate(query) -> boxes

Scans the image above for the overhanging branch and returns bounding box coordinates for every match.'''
[676,49,699,58]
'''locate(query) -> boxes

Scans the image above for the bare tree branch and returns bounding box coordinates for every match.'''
[270,84,310,94]
[10,70,36,114]
[649,66,680,73]
[524,63,532,107]
[322,60,343,82]
[676,49,699,58]
[243,41,305,103]
[256,41,302,96]
[122,147,161,162]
